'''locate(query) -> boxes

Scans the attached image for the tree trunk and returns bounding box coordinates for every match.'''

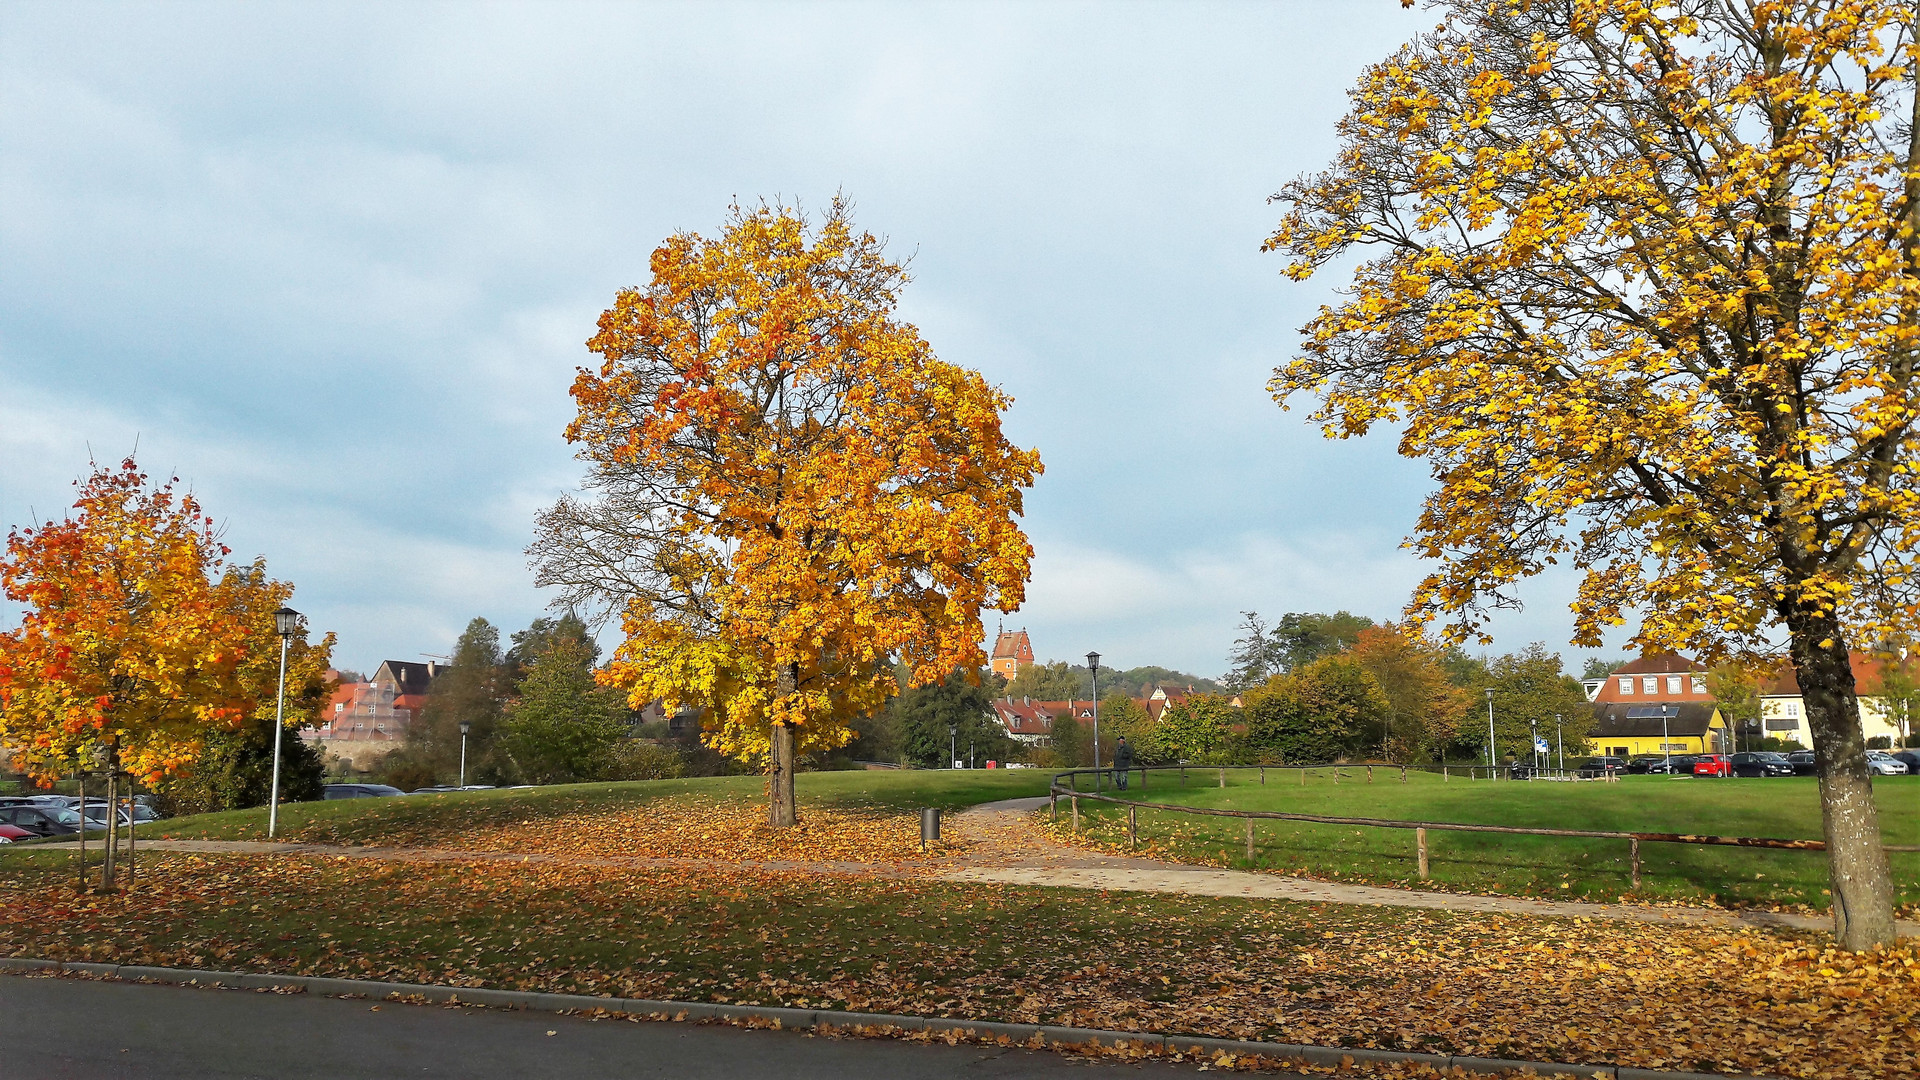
[1789,611,1897,950]
[768,662,799,829]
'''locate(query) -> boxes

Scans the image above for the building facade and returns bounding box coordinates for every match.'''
[989,627,1034,681]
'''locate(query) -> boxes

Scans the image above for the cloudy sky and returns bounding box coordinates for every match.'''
[0,1,1624,679]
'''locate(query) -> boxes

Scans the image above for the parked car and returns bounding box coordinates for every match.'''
[0,823,34,843]
[1576,756,1628,778]
[1892,750,1920,774]
[1692,754,1732,777]
[1729,751,1795,777]
[1866,750,1910,776]
[408,786,457,795]
[0,804,94,837]
[1786,750,1818,775]
[322,783,406,800]
[1627,755,1674,774]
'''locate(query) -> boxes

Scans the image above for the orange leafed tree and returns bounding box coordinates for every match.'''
[0,460,305,784]
[532,200,1041,826]
[1266,1,1914,947]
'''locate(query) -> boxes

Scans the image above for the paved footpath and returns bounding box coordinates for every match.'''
[0,974,1235,1079]
[39,797,1916,938]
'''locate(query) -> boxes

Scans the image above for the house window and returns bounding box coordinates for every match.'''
[1787,702,1799,716]
[334,702,344,714]
[1666,675,1682,695]
[1691,676,1706,695]
[1642,676,1658,694]
[1618,676,1634,695]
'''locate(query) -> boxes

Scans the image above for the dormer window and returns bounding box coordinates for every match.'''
[1666,675,1682,695]
[1642,676,1658,694]
[1691,676,1706,694]
[1618,676,1633,695]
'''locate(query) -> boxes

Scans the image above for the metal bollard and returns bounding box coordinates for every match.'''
[920,807,940,850]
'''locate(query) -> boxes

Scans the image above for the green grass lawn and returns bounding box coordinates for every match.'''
[128,768,1054,847]
[1056,767,1919,911]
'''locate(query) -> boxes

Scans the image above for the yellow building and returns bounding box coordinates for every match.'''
[1587,702,1727,758]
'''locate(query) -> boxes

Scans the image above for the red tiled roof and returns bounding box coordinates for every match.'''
[1760,652,1915,698]
[991,629,1034,663]
[1609,652,1701,675]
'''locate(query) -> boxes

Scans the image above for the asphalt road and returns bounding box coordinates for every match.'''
[0,975,1248,1079]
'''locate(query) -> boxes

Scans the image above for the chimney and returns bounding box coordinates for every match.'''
[427,661,437,678]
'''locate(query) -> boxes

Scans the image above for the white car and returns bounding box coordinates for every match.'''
[1867,750,1910,775]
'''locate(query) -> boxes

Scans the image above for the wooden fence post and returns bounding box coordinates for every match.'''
[1128,804,1137,849]
[1443,766,1449,782]
[1245,817,1255,862]
[1072,796,1080,834]
[1630,837,1641,890]
[1050,793,1057,821]
[1416,827,1429,879]
[1300,767,1305,786]
[1181,767,1186,787]
[1260,767,1265,785]
[1400,766,1407,783]
[1218,767,1226,788]
[1140,768,1146,789]
[1367,765,1374,783]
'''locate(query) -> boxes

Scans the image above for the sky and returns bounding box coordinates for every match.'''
[0,1,1629,680]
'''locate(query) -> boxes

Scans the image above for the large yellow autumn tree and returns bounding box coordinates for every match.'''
[532,200,1041,826]
[0,460,330,786]
[1267,1,1915,949]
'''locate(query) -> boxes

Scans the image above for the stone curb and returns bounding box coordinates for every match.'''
[0,957,1752,1079]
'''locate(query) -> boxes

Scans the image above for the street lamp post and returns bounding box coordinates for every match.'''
[1086,652,1102,772]
[1485,688,1497,775]
[1662,708,1672,773]
[267,606,302,839]
[949,724,957,769]
[1530,716,1539,771]
[1555,714,1564,771]
[458,720,472,787]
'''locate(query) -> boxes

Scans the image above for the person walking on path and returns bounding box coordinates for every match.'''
[1113,737,1134,790]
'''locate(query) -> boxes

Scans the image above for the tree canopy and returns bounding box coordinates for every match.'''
[0,460,331,785]
[532,200,1040,825]
[1266,0,1914,947]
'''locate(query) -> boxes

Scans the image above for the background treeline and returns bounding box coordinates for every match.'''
[1043,612,1592,768]
[371,614,735,791]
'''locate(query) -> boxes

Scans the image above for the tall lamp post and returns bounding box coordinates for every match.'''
[949,724,957,769]
[1485,688,1497,774]
[1555,713,1564,770]
[458,720,472,787]
[1086,652,1101,771]
[267,606,302,839]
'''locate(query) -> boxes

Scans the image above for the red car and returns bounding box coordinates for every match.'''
[1692,754,1732,777]
[0,823,33,844]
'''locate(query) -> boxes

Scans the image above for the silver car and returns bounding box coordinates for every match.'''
[1867,750,1910,775]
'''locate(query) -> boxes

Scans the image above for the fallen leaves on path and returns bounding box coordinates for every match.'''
[2,852,1913,1078]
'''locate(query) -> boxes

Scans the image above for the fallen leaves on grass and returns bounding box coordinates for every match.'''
[287,798,951,865]
[2,852,1914,1078]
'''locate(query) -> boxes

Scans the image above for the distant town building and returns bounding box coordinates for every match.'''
[1587,652,1712,705]
[1588,702,1727,757]
[989,626,1034,680]
[306,660,445,768]
[1758,653,1912,748]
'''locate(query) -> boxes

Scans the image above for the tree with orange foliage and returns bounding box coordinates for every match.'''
[532,200,1041,826]
[1267,1,1914,947]
[1349,625,1464,762]
[0,460,327,788]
